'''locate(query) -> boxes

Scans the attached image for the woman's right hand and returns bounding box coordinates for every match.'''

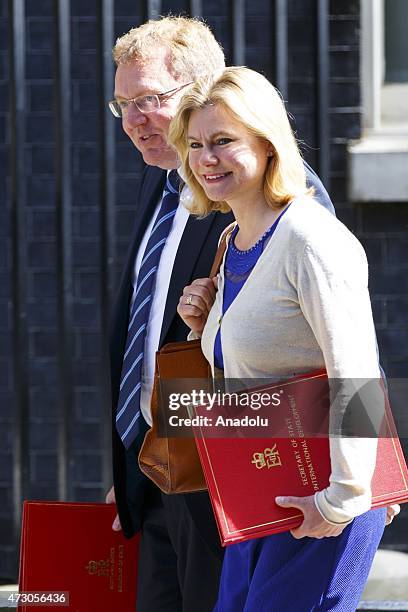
[177,277,218,336]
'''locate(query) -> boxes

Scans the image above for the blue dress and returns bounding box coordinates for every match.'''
[213,215,386,612]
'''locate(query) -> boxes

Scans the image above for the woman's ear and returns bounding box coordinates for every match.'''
[266,143,274,157]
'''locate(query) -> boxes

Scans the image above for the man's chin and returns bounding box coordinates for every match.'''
[142,150,179,170]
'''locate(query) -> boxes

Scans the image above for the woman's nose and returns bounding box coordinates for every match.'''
[200,147,218,165]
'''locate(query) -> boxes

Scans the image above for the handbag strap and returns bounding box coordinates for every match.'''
[209,223,235,277]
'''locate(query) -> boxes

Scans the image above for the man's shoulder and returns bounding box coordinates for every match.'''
[140,164,166,192]
[134,165,167,214]
[302,160,335,215]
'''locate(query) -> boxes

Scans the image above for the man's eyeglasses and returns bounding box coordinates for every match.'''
[108,82,193,118]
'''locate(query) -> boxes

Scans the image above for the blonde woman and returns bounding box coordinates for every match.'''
[170,67,388,611]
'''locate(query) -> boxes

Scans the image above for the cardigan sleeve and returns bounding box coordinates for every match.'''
[296,231,384,523]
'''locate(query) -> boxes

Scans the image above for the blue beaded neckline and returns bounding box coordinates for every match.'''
[229,221,277,255]
[225,205,291,277]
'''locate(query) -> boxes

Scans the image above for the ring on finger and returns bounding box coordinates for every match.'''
[186,294,193,306]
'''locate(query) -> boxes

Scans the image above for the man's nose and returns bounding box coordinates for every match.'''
[124,102,147,128]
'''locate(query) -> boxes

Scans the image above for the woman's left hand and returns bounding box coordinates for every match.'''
[275,495,349,539]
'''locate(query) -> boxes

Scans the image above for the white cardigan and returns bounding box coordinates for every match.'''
[200,197,382,524]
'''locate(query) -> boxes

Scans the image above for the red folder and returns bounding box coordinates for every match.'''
[18,501,139,611]
[192,371,408,546]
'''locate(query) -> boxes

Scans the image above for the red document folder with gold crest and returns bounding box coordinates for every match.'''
[17,501,139,611]
[192,371,408,546]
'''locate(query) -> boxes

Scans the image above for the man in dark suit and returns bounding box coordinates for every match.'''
[106,15,336,612]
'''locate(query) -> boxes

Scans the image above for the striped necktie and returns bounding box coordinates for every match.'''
[116,170,180,449]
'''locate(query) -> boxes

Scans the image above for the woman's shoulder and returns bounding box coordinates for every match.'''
[281,196,368,271]
[285,197,363,250]
[284,196,337,232]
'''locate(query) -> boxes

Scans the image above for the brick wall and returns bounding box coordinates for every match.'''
[24,1,59,510]
[0,0,13,581]
[329,0,408,549]
[1,0,406,580]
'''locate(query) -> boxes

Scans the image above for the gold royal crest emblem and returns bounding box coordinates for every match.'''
[251,444,282,469]
[85,559,110,576]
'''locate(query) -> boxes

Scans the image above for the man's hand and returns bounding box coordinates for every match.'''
[275,495,349,539]
[177,277,218,335]
[386,504,400,525]
[106,485,122,531]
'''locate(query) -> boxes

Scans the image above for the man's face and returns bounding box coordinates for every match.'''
[114,51,186,169]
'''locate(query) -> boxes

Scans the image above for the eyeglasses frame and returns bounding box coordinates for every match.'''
[108,81,194,118]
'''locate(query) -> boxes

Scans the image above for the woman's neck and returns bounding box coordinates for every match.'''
[229,197,285,251]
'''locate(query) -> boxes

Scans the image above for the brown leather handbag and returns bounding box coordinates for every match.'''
[138,227,232,494]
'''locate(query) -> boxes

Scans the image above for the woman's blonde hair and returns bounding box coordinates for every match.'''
[168,66,313,216]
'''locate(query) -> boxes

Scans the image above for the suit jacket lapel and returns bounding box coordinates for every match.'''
[113,165,220,353]
[159,212,217,346]
[110,167,166,387]
[116,167,166,309]
[125,167,166,288]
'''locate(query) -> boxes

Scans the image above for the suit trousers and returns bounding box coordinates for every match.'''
[136,480,223,612]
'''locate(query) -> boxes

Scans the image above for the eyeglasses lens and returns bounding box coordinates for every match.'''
[108,95,160,118]
[108,100,122,118]
[135,95,159,113]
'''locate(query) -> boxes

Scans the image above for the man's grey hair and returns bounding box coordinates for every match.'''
[113,15,226,81]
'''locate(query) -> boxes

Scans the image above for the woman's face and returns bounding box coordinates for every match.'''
[187,104,271,206]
